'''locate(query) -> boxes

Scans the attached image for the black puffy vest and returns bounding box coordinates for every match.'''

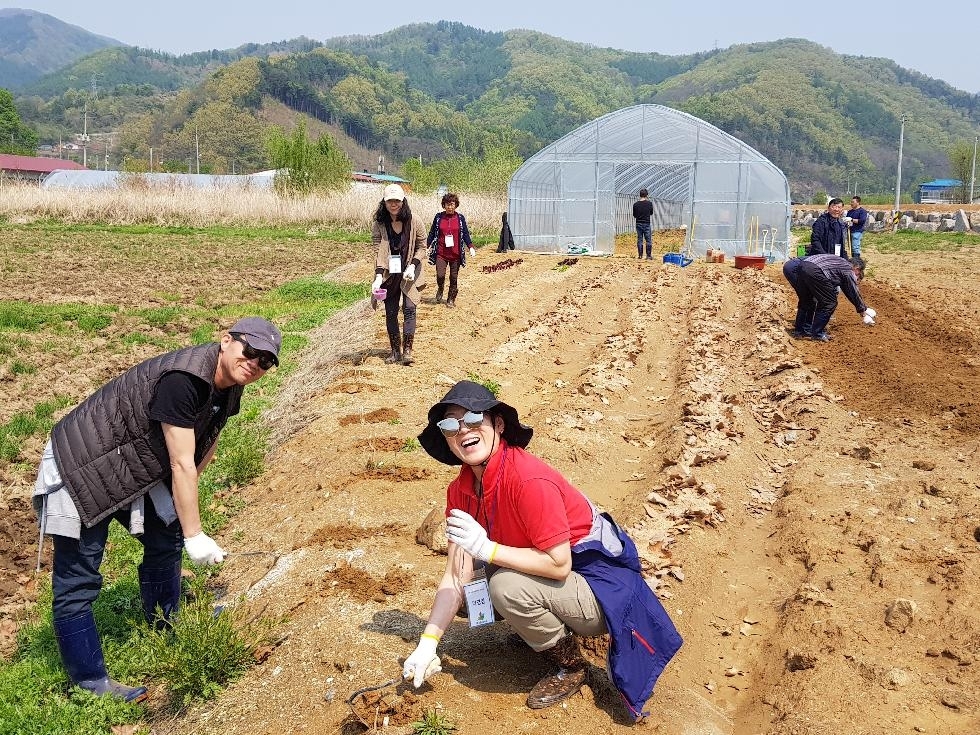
[51,342,243,527]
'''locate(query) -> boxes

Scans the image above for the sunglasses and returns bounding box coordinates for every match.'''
[231,334,277,370]
[436,411,486,438]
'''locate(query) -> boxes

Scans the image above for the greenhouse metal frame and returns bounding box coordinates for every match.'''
[507,104,791,260]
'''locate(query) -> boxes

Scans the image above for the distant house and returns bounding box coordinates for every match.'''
[916,179,962,204]
[352,170,410,190]
[0,153,86,183]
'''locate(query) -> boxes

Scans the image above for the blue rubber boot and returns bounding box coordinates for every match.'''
[53,612,148,702]
[139,561,182,630]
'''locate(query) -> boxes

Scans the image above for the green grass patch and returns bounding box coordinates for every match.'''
[466,372,501,397]
[1,272,366,732]
[868,230,979,254]
[10,359,36,375]
[0,303,115,334]
[0,396,73,463]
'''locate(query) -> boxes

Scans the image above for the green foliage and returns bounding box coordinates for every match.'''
[267,120,352,194]
[0,397,72,462]
[870,231,978,254]
[0,302,115,333]
[138,581,277,708]
[947,141,975,203]
[401,437,420,453]
[411,708,457,735]
[466,373,500,397]
[811,191,828,205]
[0,87,39,154]
[402,157,440,194]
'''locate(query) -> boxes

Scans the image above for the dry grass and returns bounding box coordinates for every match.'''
[0,181,507,232]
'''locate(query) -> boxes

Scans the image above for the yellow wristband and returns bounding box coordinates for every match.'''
[487,542,499,564]
[420,632,441,644]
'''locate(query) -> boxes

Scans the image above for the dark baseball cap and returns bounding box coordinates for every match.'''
[229,317,281,364]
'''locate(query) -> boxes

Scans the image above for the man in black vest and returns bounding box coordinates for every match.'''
[33,317,281,702]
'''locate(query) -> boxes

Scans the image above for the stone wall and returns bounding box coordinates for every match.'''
[792,208,980,234]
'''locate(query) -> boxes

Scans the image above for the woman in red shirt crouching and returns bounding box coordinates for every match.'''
[403,380,682,720]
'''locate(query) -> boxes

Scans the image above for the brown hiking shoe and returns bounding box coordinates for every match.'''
[526,635,587,709]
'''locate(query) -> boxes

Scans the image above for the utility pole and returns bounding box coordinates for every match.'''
[893,115,905,231]
[81,104,90,169]
[195,128,200,175]
[970,135,977,205]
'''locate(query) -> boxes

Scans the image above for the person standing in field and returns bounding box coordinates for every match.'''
[32,317,281,703]
[632,188,654,260]
[402,380,683,719]
[808,198,849,258]
[845,196,868,257]
[426,192,475,308]
[371,184,427,365]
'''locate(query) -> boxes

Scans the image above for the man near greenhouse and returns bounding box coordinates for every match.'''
[32,317,281,702]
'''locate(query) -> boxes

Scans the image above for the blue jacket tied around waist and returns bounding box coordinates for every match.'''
[572,513,683,720]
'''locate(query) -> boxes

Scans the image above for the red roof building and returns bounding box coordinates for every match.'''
[0,153,87,182]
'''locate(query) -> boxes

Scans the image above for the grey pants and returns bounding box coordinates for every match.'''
[488,567,607,652]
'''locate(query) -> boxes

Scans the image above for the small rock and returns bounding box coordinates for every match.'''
[885,668,911,689]
[912,460,935,471]
[885,598,918,632]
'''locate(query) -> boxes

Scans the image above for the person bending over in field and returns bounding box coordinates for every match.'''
[794,255,876,341]
[33,317,280,702]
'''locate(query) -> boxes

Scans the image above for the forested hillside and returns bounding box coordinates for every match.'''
[9,20,980,198]
[0,8,121,89]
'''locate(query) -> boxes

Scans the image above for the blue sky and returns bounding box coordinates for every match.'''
[8,1,980,94]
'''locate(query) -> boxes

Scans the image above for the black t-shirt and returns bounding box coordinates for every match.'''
[633,199,653,225]
[149,371,229,437]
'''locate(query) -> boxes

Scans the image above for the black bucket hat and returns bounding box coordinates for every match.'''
[418,380,533,465]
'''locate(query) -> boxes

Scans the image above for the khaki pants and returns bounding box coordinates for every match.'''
[488,567,607,652]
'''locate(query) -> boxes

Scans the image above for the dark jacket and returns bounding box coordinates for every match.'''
[809,212,848,257]
[801,254,867,313]
[426,211,472,267]
[498,213,515,252]
[573,514,683,721]
[846,206,868,233]
[632,199,653,226]
[51,343,243,527]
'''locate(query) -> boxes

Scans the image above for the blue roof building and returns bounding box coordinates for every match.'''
[916,179,963,204]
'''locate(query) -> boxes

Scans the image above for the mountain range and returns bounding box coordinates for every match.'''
[2,8,979,200]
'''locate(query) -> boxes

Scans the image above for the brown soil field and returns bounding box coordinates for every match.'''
[2,229,979,735]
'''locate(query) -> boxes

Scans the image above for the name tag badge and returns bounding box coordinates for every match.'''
[445,234,455,249]
[389,254,402,274]
[463,577,494,628]
[833,245,841,257]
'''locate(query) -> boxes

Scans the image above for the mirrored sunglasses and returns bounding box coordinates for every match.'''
[436,411,485,438]
[231,333,277,370]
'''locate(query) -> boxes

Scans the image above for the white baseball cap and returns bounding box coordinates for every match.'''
[383,184,406,201]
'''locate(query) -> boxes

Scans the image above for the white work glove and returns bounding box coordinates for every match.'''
[468,247,476,257]
[371,274,382,290]
[862,313,875,326]
[184,532,226,565]
[864,307,876,319]
[403,636,441,688]
[445,509,496,562]
[403,264,416,282]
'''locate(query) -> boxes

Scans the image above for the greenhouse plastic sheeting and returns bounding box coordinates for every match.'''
[507,104,791,260]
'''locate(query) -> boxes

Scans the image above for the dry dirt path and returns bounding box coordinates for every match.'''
[143,246,979,735]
